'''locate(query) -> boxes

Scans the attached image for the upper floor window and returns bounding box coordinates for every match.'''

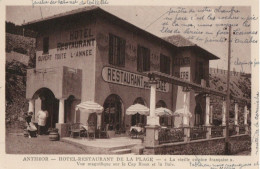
[160,54,171,75]
[109,34,126,67]
[43,37,49,54]
[137,45,150,72]
[198,62,204,79]
[195,61,204,84]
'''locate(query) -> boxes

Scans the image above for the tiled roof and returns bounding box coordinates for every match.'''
[163,35,219,59]
[163,35,196,47]
[23,6,99,26]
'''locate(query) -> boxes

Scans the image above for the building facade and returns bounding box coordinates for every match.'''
[24,7,219,135]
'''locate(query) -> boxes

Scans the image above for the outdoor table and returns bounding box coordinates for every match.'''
[130,126,144,133]
[70,128,86,138]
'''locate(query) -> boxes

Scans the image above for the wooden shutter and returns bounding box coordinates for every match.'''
[119,39,126,67]
[146,48,150,71]
[137,45,142,72]
[166,56,170,74]
[108,34,113,64]
[160,54,164,73]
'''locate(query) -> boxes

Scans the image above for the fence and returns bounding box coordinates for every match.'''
[190,126,207,140]
[211,126,224,138]
[209,68,250,77]
[158,128,184,144]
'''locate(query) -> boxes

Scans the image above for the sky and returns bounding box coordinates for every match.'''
[6,6,255,73]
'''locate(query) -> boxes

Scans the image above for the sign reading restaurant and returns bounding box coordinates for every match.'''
[102,67,169,92]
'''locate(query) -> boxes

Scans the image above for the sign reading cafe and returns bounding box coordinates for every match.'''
[102,67,169,92]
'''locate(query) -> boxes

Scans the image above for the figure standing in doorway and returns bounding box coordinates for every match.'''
[37,107,48,135]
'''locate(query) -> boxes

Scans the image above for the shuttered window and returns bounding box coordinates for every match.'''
[43,37,49,54]
[137,45,150,72]
[109,34,126,67]
[160,54,171,75]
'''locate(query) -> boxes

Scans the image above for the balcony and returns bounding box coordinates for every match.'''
[26,66,82,99]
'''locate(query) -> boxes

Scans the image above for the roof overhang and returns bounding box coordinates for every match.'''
[179,46,220,60]
[22,6,178,51]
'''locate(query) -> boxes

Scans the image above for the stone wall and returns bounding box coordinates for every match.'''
[144,135,250,155]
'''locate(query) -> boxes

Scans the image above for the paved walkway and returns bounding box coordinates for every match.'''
[6,133,88,154]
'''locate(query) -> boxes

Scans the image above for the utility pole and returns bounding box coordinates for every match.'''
[225,25,231,155]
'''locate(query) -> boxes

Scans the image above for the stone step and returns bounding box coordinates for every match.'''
[108,144,138,151]
[123,153,136,155]
[111,148,132,154]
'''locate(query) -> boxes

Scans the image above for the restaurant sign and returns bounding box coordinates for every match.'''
[102,67,169,92]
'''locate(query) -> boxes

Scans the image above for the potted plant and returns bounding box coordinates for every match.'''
[48,128,59,141]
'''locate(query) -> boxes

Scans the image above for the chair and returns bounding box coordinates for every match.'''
[88,125,96,140]
[130,128,138,138]
[69,123,86,138]
[97,126,109,138]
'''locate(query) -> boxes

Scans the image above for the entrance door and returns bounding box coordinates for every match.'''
[36,88,59,129]
[103,95,123,132]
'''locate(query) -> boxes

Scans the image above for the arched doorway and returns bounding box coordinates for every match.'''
[131,97,147,126]
[102,94,124,132]
[156,100,171,127]
[194,104,204,126]
[33,88,59,129]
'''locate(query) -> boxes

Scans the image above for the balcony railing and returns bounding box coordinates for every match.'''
[158,128,184,144]
[190,126,207,140]
[239,125,246,134]
[229,125,237,136]
[150,124,249,146]
[211,126,224,138]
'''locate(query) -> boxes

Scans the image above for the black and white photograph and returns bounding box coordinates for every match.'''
[2,1,259,168]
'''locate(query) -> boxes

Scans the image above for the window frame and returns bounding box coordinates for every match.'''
[160,54,171,75]
[43,37,49,54]
[137,45,150,72]
[108,33,126,67]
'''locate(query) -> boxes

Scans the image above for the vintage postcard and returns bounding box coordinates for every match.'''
[0,0,259,168]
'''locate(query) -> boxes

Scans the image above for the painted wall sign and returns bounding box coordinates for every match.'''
[126,41,137,62]
[96,32,109,51]
[37,27,95,64]
[102,66,169,92]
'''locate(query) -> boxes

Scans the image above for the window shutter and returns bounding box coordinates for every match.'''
[43,37,49,54]
[166,56,170,74]
[146,48,150,71]
[137,45,142,72]
[109,34,113,64]
[160,54,163,73]
[120,39,126,67]
[114,37,118,65]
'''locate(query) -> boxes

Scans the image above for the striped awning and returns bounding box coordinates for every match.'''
[126,104,150,116]
[173,108,192,117]
[75,101,104,114]
[155,107,173,116]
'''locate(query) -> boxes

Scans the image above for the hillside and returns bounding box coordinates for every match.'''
[209,69,251,125]
[6,32,36,66]
[6,60,28,125]
[5,29,35,127]
[209,68,251,99]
